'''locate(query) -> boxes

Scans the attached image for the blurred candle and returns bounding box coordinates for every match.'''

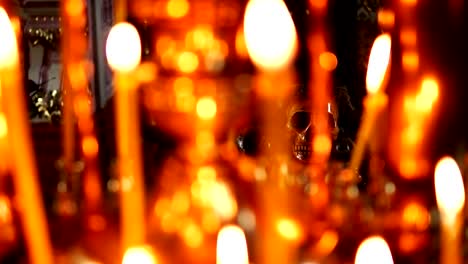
[216,225,249,264]
[355,236,394,264]
[349,33,391,174]
[435,157,465,264]
[106,22,145,252]
[0,7,53,264]
[244,1,298,263]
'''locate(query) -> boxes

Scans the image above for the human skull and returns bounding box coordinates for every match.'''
[287,101,339,162]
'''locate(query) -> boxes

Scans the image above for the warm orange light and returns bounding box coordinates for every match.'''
[82,136,99,157]
[435,157,465,218]
[313,133,332,156]
[166,0,189,18]
[122,246,157,264]
[216,225,249,264]
[210,182,238,220]
[243,0,298,70]
[0,195,12,223]
[235,26,249,58]
[0,114,8,139]
[401,0,417,6]
[355,236,394,264]
[197,166,217,182]
[196,96,217,120]
[415,77,439,112]
[378,9,395,28]
[182,221,204,248]
[276,218,303,242]
[0,8,19,69]
[402,51,419,71]
[319,52,338,71]
[366,33,392,94]
[401,201,430,231]
[313,230,339,256]
[177,51,199,73]
[309,0,327,11]
[196,130,215,151]
[106,23,141,72]
[400,28,417,46]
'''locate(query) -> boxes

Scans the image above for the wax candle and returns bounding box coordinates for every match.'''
[244,0,299,263]
[0,7,53,264]
[355,236,394,264]
[349,33,391,175]
[216,225,249,264]
[106,22,145,253]
[434,157,465,264]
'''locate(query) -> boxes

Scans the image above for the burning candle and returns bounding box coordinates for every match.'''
[349,33,391,174]
[244,1,299,263]
[0,7,53,264]
[434,157,465,264]
[106,22,145,253]
[355,236,394,264]
[216,225,249,264]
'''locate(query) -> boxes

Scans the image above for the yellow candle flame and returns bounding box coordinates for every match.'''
[355,236,394,264]
[216,225,249,264]
[122,246,157,264]
[0,8,19,69]
[243,0,297,70]
[106,22,142,72]
[366,33,392,94]
[435,157,465,218]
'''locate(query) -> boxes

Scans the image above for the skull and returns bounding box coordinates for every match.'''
[287,101,339,162]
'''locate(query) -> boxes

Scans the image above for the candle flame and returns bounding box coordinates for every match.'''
[435,157,465,217]
[355,236,394,264]
[122,246,157,264]
[106,22,142,72]
[0,8,19,69]
[366,33,391,94]
[216,225,249,264]
[243,0,298,70]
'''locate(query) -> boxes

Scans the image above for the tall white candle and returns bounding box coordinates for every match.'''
[106,22,145,253]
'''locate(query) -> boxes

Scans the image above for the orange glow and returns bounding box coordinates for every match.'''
[216,225,249,264]
[0,114,8,138]
[174,77,194,95]
[319,52,338,71]
[197,166,217,182]
[400,28,417,46]
[435,157,465,217]
[402,51,419,71]
[190,26,214,51]
[177,51,199,73]
[171,191,190,214]
[0,195,12,223]
[366,33,392,94]
[401,201,430,231]
[313,230,339,256]
[378,9,395,28]
[202,211,221,233]
[166,0,189,18]
[106,23,142,72]
[244,0,298,70]
[156,35,175,56]
[355,236,394,264]
[235,26,249,58]
[122,246,157,264]
[309,0,328,11]
[398,233,424,253]
[0,8,19,69]
[276,218,304,242]
[313,134,332,156]
[196,96,217,120]
[65,0,85,17]
[196,130,215,151]
[82,136,99,157]
[182,222,204,248]
[415,77,439,112]
[210,182,238,220]
[402,125,421,145]
[401,0,417,6]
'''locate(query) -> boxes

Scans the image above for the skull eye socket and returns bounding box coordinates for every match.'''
[290,111,311,131]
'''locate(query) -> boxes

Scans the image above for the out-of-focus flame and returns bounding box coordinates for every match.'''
[276,218,304,242]
[435,157,465,218]
[122,246,157,264]
[106,22,142,72]
[355,236,394,264]
[366,34,391,94]
[243,0,297,70]
[216,225,249,264]
[0,8,19,69]
[415,77,439,112]
[196,96,217,120]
